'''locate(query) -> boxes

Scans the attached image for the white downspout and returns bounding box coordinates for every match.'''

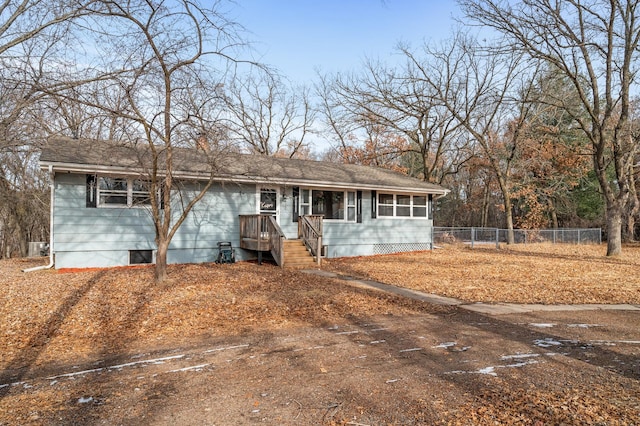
[23,165,55,272]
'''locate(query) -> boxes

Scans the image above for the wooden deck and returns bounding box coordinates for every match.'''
[239,214,323,267]
[240,237,270,252]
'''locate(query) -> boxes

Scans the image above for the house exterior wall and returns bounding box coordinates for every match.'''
[52,173,259,269]
[52,174,434,269]
[278,187,434,258]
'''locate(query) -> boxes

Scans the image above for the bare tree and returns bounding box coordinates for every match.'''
[460,0,640,255]
[1,0,100,148]
[400,34,539,243]
[317,58,473,184]
[61,0,256,282]
[222,72,315,157]
[0,0,100,257]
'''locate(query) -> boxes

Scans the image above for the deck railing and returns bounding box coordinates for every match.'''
[239,214,285,266]
[298,215,323,265]
[239,214,270,251]
[267,216,285,266]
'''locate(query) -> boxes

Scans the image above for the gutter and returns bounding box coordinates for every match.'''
[23,165,55,273]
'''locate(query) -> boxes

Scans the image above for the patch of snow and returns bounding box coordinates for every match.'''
[370,340,386,344]
[77,397,93,404]
[529,323,556,328]
[567,324,604,328]
[112,355,185,370]
[477,367,497,376]
[504,360,539,368]
[168,364,209,373]
[533,338,563,348]
[203,344,249,354]
[433,342,457,349]
[45,354,186,380]
[399,347,422,353]
[385,378,400,383]
[335,330,359,335]
[444,357,539,377]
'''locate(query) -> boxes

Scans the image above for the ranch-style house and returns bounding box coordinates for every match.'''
[38,137,449,269]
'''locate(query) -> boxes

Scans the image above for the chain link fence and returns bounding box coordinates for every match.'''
[433,227,602,248]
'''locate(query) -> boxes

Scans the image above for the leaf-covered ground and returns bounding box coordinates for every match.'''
[1,259,443,371]
[1,244,639,425]
[327,243,640,305]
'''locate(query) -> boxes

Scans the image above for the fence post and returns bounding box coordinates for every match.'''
[578,229,581,244]
[430,226,434,250]
[553,229,557,244]
[471,227,475,249]
[495,228,499,249]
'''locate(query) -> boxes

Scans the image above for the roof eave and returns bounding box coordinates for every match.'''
[41,161,449,195]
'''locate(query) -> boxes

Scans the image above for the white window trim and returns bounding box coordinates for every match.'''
[299,188,357,222]
[97,176,156,208]
[377,193,431,219]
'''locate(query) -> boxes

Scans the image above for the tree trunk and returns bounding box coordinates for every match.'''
[548,198,559,229]
[606,203,623,257]
[627,214,637,242]
[504,195,515,244]
[155,239,169,282]
[495,173,515,244]
[17,224,28,257]
[624,175,639,242]
[481,181,490,228]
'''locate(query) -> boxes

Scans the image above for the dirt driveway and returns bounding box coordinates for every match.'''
[1,245,639,424]
[2,304,639,424]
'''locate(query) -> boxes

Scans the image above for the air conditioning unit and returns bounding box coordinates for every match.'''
[28,242,49,257]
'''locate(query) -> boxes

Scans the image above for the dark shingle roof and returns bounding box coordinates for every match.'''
[40,137,448,194]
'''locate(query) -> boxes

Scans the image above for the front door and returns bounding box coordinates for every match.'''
[258,187,279,223]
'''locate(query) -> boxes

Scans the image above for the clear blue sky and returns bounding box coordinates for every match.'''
[233,1,462,85]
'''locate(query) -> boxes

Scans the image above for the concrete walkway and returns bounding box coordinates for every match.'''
[303,269,640,316]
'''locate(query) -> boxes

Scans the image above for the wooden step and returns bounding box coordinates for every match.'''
[282,239,317,268]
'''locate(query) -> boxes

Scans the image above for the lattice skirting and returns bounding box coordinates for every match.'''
[372,242,432,255]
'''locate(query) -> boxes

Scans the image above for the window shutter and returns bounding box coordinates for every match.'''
[292,187,299,222]
[371,190,377,219]
[357,191,362,223]
[86,175,97,208]
[428,194,433,220]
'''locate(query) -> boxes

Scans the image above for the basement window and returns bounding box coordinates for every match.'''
[129,250,153,265]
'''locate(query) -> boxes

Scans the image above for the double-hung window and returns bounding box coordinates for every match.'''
[413,196,428,217]
[378,193,431,218]
[378,193,394,217]
[98,177,153,208]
